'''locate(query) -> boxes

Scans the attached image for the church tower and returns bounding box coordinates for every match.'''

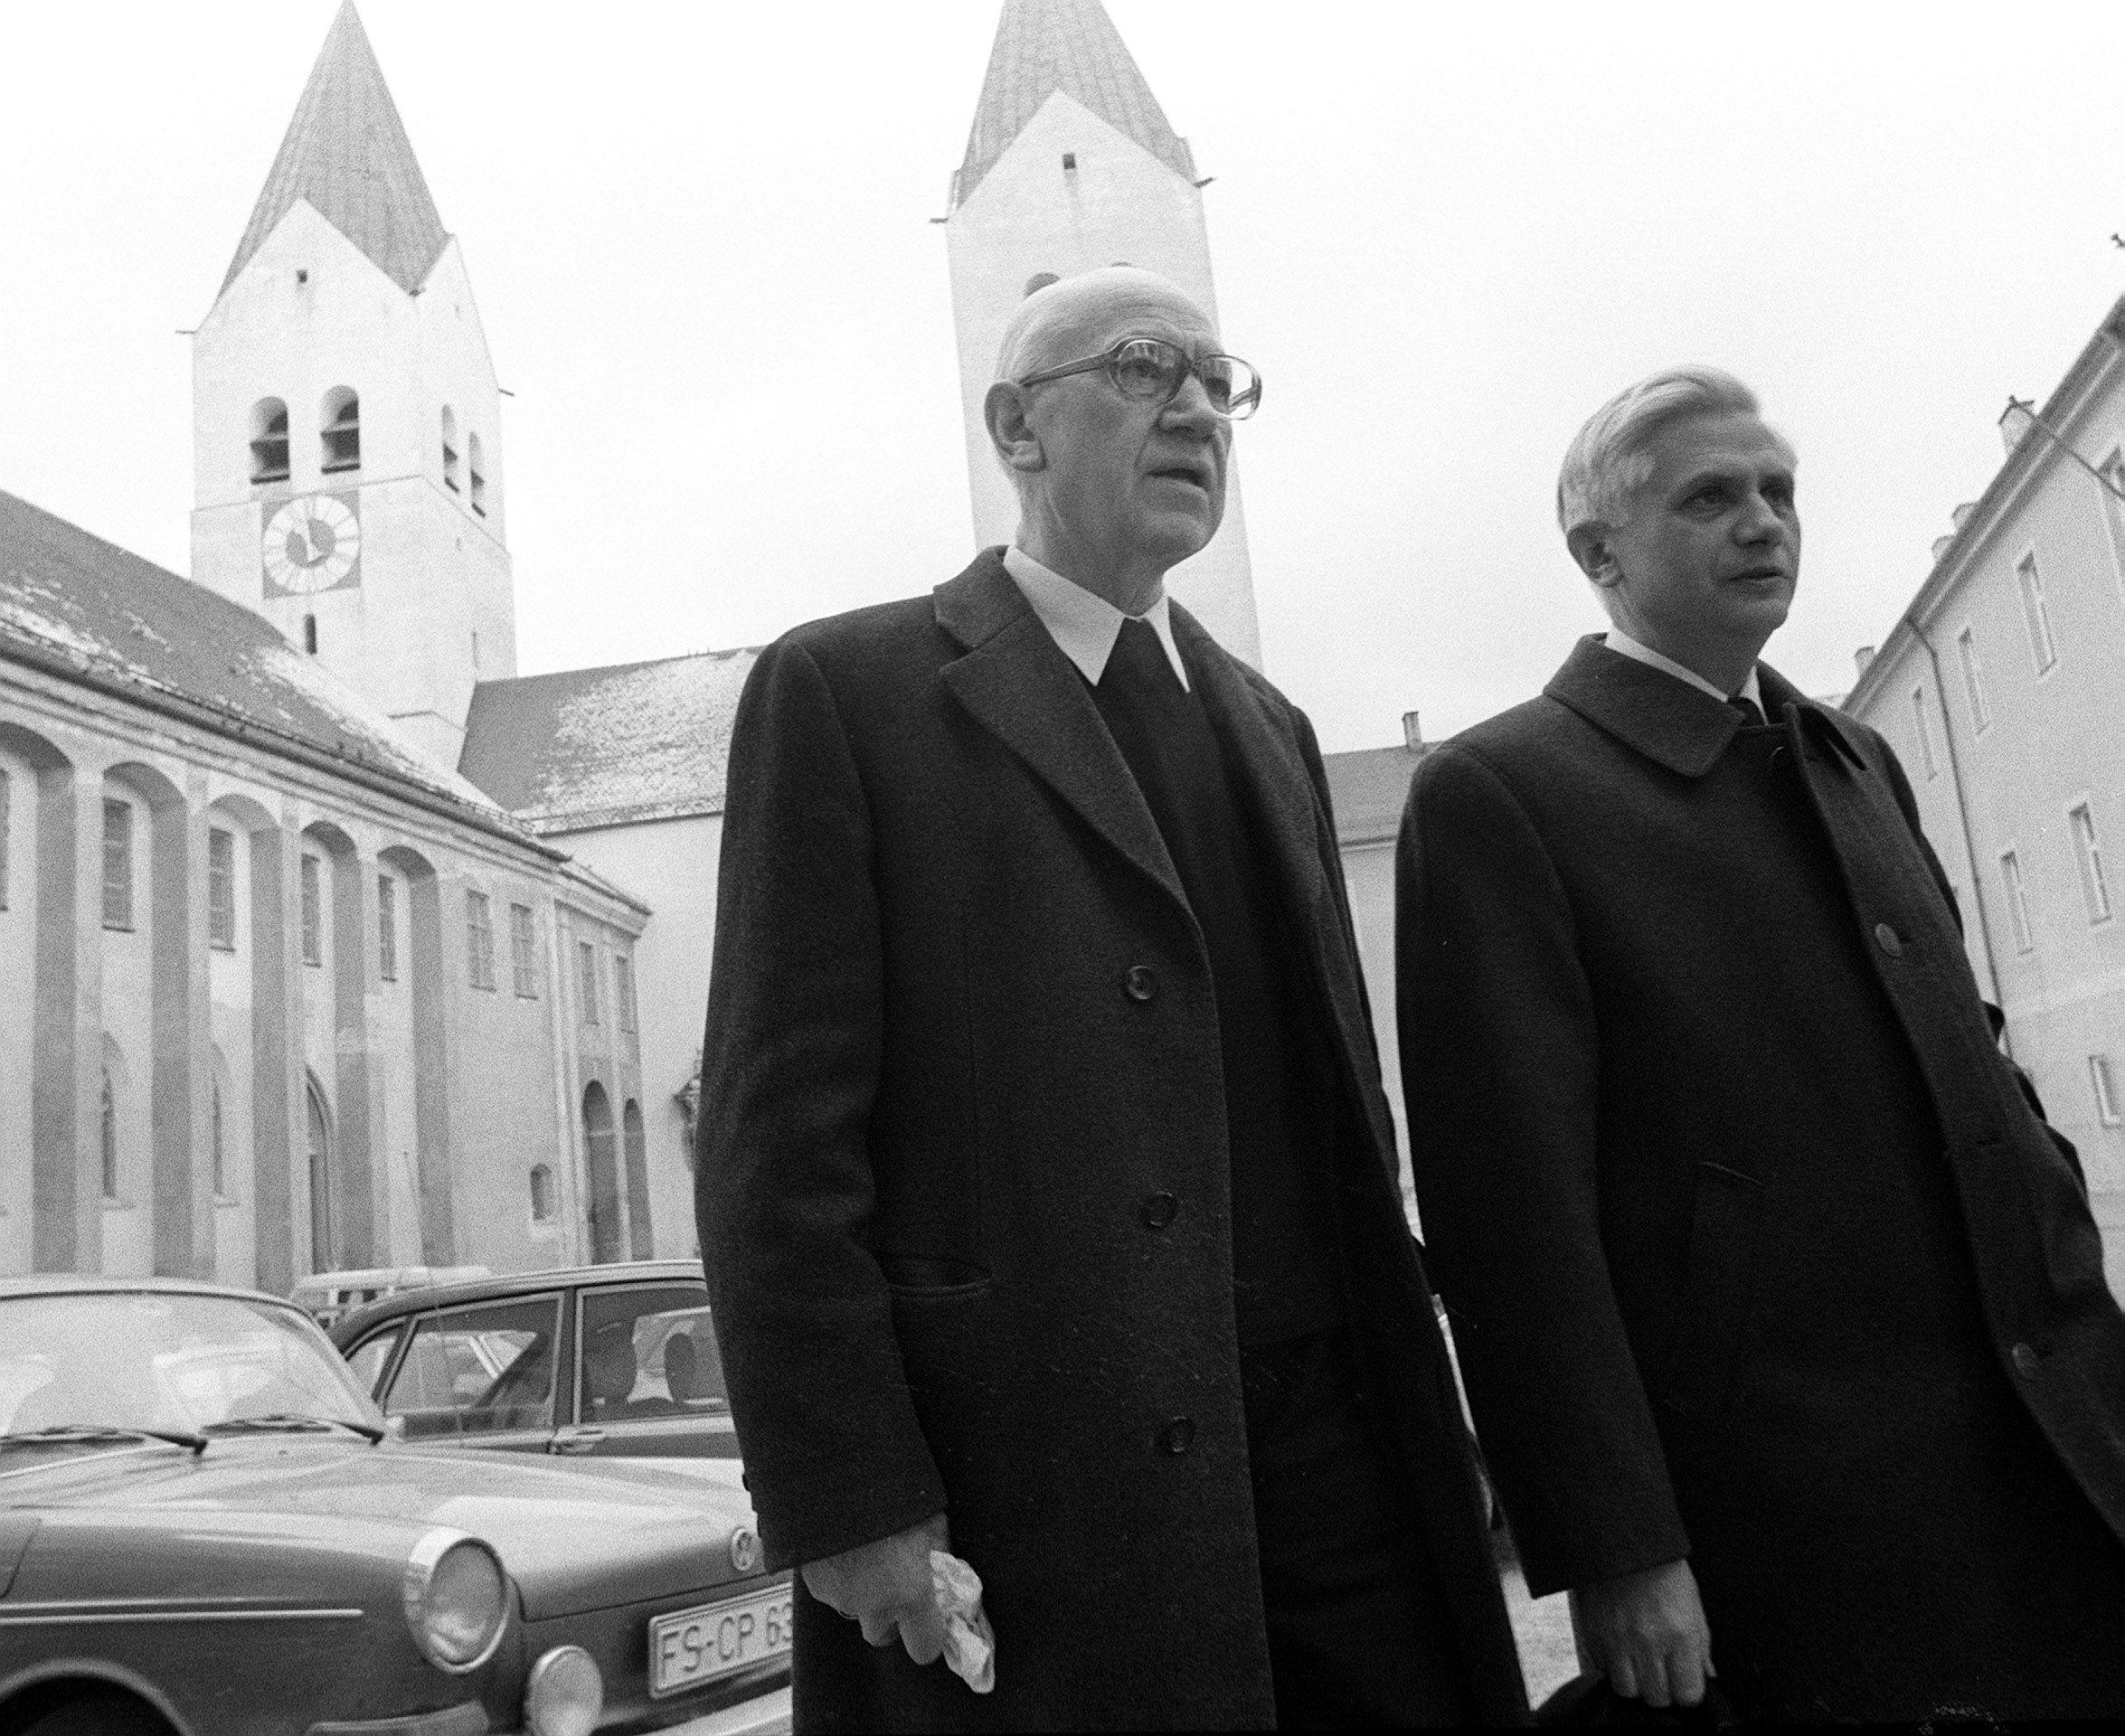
[947,0,1262,666]
[190,1,513,768]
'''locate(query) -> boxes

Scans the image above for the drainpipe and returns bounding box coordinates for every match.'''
[1909,620,2009,1056]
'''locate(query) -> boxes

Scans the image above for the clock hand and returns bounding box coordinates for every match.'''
[298,518,319,562]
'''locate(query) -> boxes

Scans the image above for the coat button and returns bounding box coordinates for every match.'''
[1139,1192,1177,1231]
[1124,965,1159,1003]
[1157,1417,1195,1456]
[1874,922,1903,958]
[2012,1341,2041,1379]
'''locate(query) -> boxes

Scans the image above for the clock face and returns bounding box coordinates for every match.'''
[262,494,360,596]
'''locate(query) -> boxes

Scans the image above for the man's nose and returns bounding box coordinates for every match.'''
[1733,490,1786,541]
[1161,369,1222,433]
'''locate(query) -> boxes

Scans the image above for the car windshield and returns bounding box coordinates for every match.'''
[0,1291,383,1450]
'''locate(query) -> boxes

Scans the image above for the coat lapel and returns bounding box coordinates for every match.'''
[934,551,1186,911]
[1172,605,1328,921]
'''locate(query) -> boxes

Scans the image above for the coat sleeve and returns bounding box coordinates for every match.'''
[694,637,947,1571]
[1396,741,1690,1596]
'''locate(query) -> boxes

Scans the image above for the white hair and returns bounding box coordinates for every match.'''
[1556,365,1766,538]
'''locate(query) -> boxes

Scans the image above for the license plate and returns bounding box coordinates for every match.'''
[649,1584,795,1696]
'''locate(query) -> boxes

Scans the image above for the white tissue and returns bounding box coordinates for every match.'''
[929,1548,996,1694]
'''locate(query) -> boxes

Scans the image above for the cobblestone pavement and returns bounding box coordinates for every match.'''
[1503,1561,1580,1708]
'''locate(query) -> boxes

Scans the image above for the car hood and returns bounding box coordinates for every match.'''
[3,1439,758,1619]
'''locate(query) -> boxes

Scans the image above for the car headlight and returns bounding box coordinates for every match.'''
[524,1644,604,1736]
[402,1529,509,1673]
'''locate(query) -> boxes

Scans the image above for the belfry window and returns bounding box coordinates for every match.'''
[468,432,487,517]
[321,388,361,474]
[441,407,460,493]
[250,398,290,483]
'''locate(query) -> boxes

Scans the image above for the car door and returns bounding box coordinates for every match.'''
[369,1291,569,1456]
[552,1279,740,1460]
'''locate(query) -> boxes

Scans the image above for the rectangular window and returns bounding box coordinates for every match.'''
[300,854,323,966]
[2016,554,2057,673]
[578,939,600,1024]
[510,902,538,997]
[615,954,638,1033]
[2001,850,2034,954]
[2102,453,2125,595]
[466,890,496,990]
[377,874,398,982]
[207,827,236,950]
[2092,1055,2122,1127]
[1909,686,1938,780]
[101,798,133,929]
[1958,627,1990,731]
[2071,802,2111,923]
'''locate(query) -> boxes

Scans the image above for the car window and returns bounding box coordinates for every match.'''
[343,1326,402,1398]
[578,1285,729,1425]
[382,1295,562,1439]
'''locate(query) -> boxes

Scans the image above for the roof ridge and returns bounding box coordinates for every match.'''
[953,0,1195,208]
[220,1,449,298]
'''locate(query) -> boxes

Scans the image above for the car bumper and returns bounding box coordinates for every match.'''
[656,1685,791,1736]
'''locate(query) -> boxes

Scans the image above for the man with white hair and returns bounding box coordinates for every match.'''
[698,267,1525,1730]
[1397,365,2125,1721]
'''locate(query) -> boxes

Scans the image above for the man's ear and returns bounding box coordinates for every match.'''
[1567,523,1622,589]
[984,381,1045,476]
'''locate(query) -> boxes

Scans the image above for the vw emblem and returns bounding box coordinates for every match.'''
[729,1527,761,1574]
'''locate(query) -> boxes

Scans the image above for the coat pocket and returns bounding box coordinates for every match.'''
[1660,1162,1764,1427]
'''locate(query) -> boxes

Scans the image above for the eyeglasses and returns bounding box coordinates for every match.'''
[1015,336,1263,420]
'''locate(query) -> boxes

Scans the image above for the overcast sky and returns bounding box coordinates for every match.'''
[5,1,2125,751]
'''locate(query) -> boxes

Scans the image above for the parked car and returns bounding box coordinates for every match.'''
[289,1265,492,1330]
[0,1275,789,1736]
[330,1262,740,1465]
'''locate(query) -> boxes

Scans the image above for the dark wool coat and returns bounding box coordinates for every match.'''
[1398,637,2125,1722]
[695,551,1525,1733]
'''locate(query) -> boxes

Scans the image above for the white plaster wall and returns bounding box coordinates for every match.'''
[948,93,1261,666]
[558,812,723,1259]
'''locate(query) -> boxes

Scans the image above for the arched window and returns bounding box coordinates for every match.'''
[307,1076,335,1271]
[529,1163,556,1223]
[320,388,361,474]
[622,1099,652,1260]
[250,398,290,484]
[440,407,460,493]
[583,1083,620,1264]
[467,431,487,517]
[100,1070,118,1200]
[211,1079,226,1198]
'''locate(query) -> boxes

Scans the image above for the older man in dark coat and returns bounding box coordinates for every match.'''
[1397,364,2125,1723]
[696,267,1525,1731]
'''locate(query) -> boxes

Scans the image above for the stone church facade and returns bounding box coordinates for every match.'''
[1,0,1423,1288]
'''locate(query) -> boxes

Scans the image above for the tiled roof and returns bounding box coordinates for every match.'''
[953,0,1195,207]
[222,2,449,297]
[1323,744,1422,847]
[460,649,760,835]
[0,486,508,825]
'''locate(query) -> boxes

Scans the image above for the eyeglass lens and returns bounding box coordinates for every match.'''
[1112,339,1258,417]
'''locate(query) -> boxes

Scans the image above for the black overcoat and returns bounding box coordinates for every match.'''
[696,550,1525,1731]
[1397,637,2125,1722]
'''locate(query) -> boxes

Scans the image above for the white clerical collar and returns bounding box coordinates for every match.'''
[1002,544,1190,692]
[1601,627,1763,712]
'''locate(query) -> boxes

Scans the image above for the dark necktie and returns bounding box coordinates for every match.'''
[1727,695,1768,729]
[1102,614,1181,695]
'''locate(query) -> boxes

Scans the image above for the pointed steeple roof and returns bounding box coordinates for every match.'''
[222,2,449,297]
[954,0,1195,207]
